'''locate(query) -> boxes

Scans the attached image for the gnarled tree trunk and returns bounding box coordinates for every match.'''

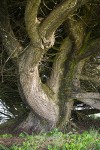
[0,0,100,133]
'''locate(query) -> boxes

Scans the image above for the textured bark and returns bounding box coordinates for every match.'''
[72,92,100,99]
[39,0,88,40]
[71,92,100,110]
[77,99,100,110]
[18,0,89,131]
[25,0,41,47]
[1,0,99,133]
[56,18,86,128]
[17,112,56,133]
[67,18,86,91]
[72,60,85,91]
[58,100,74,130]
[48,37,72,98]
[18,45,59,124]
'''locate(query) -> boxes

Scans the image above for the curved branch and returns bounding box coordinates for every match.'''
[71,92,100,110]
[72,60,85,91]
[0,0,23,60]
[19,65,59,123]
[19,45,59,124]
[68,18,85,51]
[67,18,86,90]
[25,0,41,47]
[39,0,88,40]
[48,37,72,97]
[57,18,85,101]
[46,13,86,101]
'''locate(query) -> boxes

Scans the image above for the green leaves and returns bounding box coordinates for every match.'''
[0,129,99,150]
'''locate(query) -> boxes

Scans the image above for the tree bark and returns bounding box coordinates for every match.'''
[71,92,100,110]
[18,0,89,131]
[18,44,59,124]
[39,0,88,40]
[1,0,99,133]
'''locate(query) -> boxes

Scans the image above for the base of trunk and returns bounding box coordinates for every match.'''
[58,100,74,132]
[15,112,57,134]
[14,100,74,134]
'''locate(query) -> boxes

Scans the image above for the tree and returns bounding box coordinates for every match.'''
[0,0,100,133]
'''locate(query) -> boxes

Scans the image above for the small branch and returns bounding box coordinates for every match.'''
[72,92,100,100]
[68,18,85,50]
[64,17,86,91]
[39,0,88,39]
[0,1,23,60]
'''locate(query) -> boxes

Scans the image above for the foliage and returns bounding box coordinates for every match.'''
[0,129,100,150]
[0,134,12,138]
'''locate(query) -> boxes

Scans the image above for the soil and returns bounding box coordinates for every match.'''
[0,137,25,147]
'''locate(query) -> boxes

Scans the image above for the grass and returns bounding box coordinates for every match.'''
[0,129,100,150]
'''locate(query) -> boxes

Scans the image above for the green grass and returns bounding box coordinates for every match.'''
[0,129,100,150]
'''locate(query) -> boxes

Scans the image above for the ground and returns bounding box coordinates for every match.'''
[0,116,100,148]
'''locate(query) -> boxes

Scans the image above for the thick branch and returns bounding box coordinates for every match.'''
[19,65,59,123]
[57,18,85,101]
[19,46,59,123]
[0,0,23,60]
[68,19,85,50]
[25,0,41,47]
[71,92,100,110]
[72,60,85,91]
[39,0,88,39]
[64,17,85,90]
[48,37,72,97]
